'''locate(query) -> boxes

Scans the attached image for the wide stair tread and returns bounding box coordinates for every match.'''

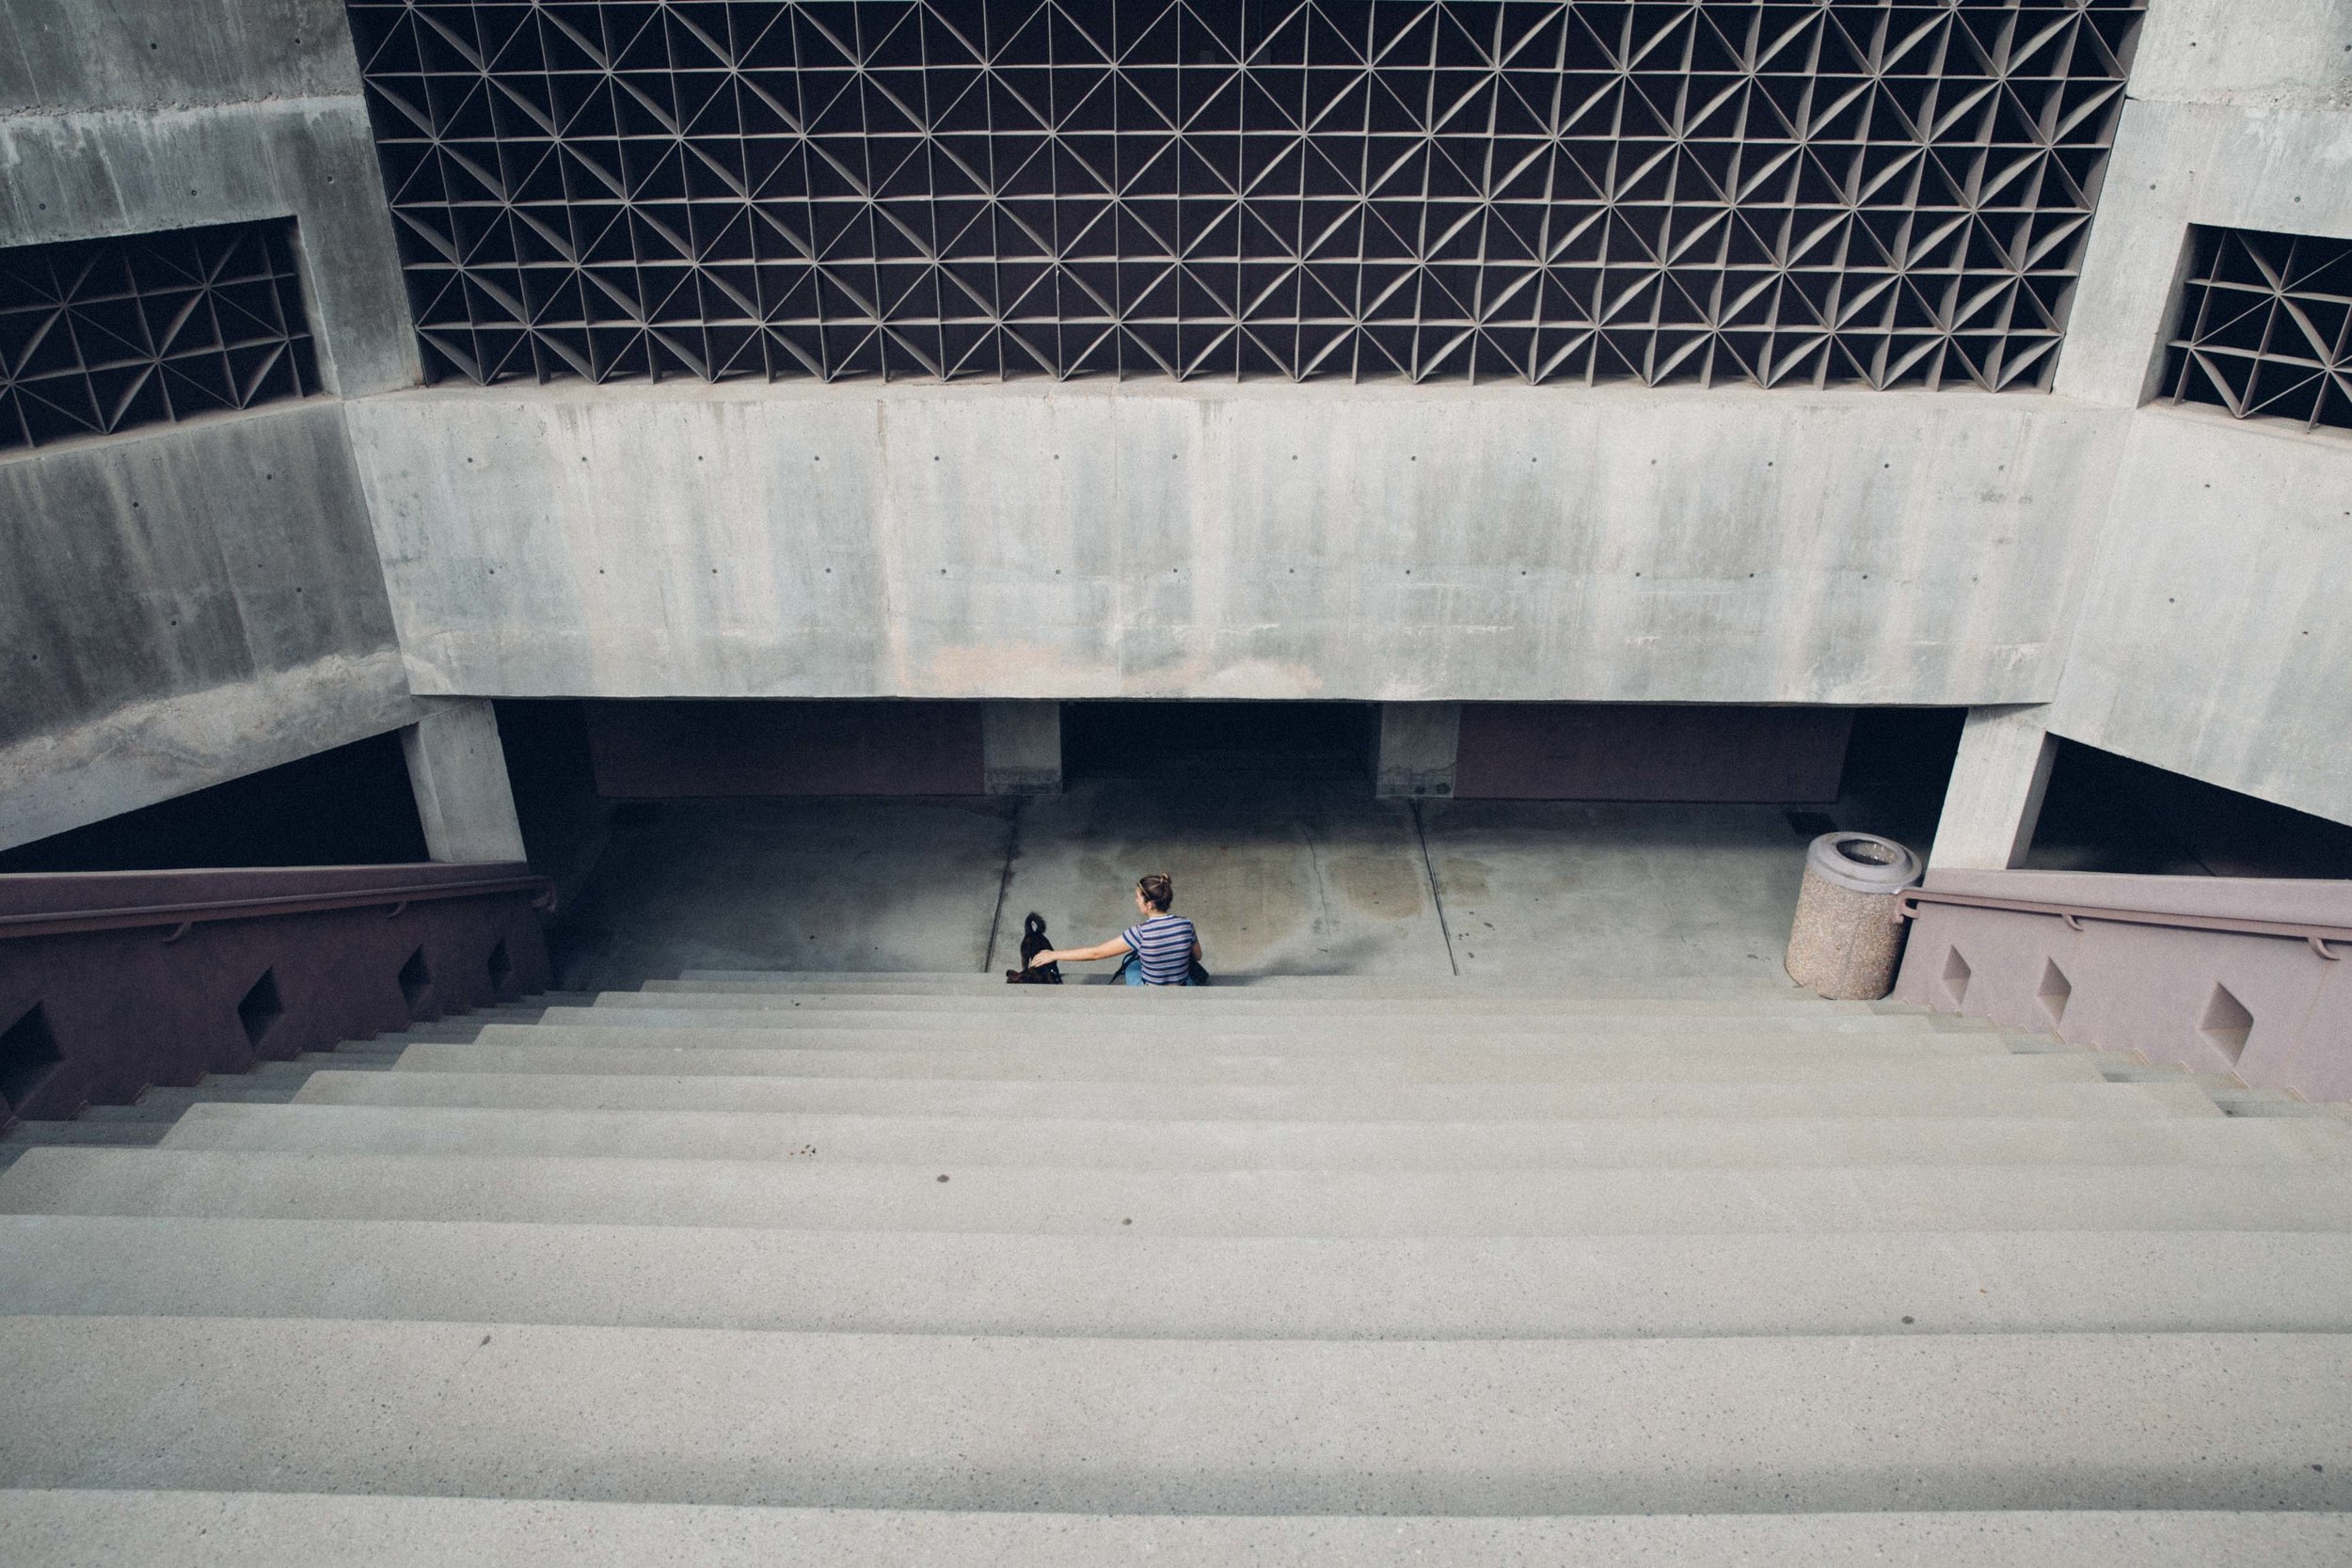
[5,973,2344,1556]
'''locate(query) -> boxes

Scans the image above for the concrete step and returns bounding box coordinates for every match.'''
[473,1022,2016,1056]
[587,991,1892,1018]
[0,1123,168,1170]
[8,1218,2352,1339]
[248,1055,402,1080]
[2,1492,2344,1568]
[675,971,1820,998]
[8,1148,2348,1234]
[390,1041,2109,1085]
[157,1102,2352,1170]
[2,1318,2345,1513]
[81,1084,302,1115]
[301,1068,2224,1122]
[559,1005,1983,1039]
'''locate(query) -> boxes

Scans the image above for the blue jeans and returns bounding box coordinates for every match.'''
[1117,952,1192,986]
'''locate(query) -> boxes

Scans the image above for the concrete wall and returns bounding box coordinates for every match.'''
[0,406,423,849]
[2045,8,2352,828]
[0,0,425,852]
[347,380,2125,705]
[0,0,419,397]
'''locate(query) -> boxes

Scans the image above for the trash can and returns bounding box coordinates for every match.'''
[1785,832,1922,1001]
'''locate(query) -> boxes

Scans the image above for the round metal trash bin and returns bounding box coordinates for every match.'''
[1785,832,1922,1001]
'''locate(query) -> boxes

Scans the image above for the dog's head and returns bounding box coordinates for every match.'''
[1018,911,1052,964]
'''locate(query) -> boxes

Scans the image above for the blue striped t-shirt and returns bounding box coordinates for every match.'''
[1120,914,1197,985]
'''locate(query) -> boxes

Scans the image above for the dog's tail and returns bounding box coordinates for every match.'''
[1024,911,1048,941]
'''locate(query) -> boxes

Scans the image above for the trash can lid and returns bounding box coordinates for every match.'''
[1805,832,1922,895]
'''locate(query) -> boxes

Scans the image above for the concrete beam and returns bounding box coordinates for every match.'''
[980,702,1061,796]
[1375,704,1460,799]
[401,701,527,864]
[1929,705,2059,873]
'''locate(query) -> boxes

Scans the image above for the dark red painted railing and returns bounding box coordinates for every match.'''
[0,863,553,1123]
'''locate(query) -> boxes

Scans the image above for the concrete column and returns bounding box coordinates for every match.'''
[1928,705,2059,872]
[400,699,529,863]
[981,701,1062,796]
[1375,702,1461,799]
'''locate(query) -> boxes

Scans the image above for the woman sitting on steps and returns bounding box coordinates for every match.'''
[1026,872,1204,986]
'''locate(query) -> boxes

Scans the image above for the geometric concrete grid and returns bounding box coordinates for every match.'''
[0,221,321,452]
[2162,224,2352,433]
[345,0,2144,391]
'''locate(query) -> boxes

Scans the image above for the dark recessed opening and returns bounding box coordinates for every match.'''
[235,969,284,1051]
[0,730,428,873]
[486,938,514,994]
[2199,983,2254,1065]
[1061,702,1375,783]
[0,1004,65,1112]
[397,946,433,1014]
[2037,958,2073,1027]
[2026,739,2352,878]
[1940,947,1973,1009]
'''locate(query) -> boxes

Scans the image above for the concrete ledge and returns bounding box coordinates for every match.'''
[389,1041,2106,1085]
[7,1149,2347,1234]
[298,1069,2226,1122]
[156,1102,2347,1169]
[2,1319,2346,1512]
[7,1219,2352,1339]
[1,1493,2344,1568]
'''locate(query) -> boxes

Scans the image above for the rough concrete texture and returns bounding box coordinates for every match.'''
[1928,705,2058,872]
[17,1146,2349,1233]
[157,1101,2345,1169]
[342,380,2122,704]
[299,1068,2228,1123]
[6,964,2344,1546]
[1785,876,1910,1001]
[0,406,423,848]
[0,0,416,397]
[401,700,528,863]
[2048,405,2352,827]
[389,1039,2105,1087]
[1418,800,1811,982]
[3,1316,2347,1513]
[4,1494,2347,1568]
[2123,0,2352,109]
[10,1215,2352,1338]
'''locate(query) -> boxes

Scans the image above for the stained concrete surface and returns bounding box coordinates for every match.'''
[551,781,1825,990]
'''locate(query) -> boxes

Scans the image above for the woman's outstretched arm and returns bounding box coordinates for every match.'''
[1031,934,1132,967]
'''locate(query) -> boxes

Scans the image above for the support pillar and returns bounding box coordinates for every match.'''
[400,699,528,863]
[1375,702,1460,799]
[981,701,1062,796]
[1928,704,2058,871]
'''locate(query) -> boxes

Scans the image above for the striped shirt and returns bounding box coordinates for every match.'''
[1120,914,1198,985]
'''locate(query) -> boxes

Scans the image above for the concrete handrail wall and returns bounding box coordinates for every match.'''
[0,863,552,1124]
[1893,869,2352,1102]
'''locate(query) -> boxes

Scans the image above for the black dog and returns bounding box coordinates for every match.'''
[1005,911,1062,984]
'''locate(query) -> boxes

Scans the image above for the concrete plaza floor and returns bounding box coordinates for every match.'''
[552,781,1836,990]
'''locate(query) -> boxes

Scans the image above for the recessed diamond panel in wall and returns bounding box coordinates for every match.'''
[345,0,2143,391]
[0,221,321,452]
[2162,225,2352,434]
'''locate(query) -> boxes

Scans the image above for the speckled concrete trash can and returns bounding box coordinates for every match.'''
[1786,832,1923,1001]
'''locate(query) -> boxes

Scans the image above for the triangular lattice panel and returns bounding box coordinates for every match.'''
[343,0,2146,391]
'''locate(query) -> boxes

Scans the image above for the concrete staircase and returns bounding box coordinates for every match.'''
[2,973,2348,1563]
